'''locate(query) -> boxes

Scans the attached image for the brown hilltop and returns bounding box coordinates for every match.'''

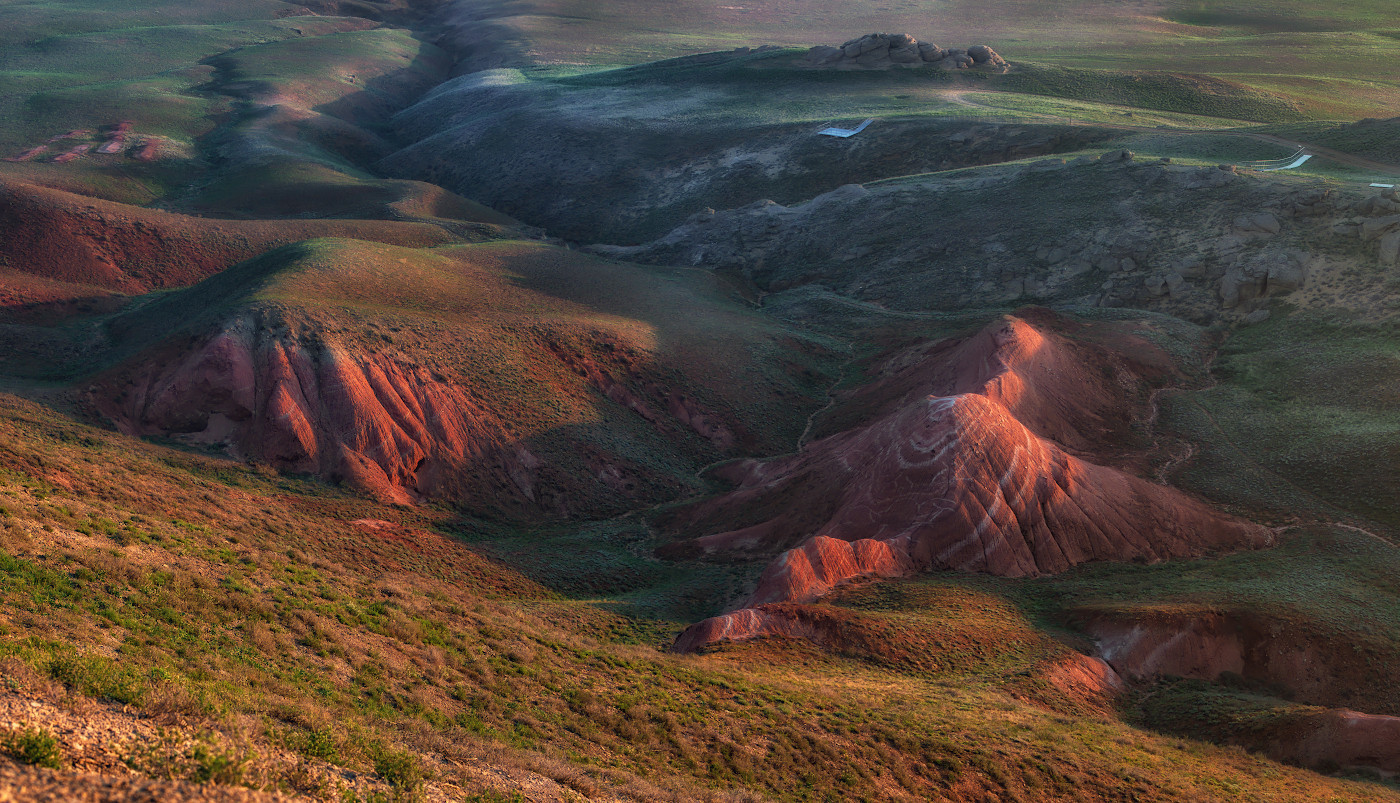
[809,311,1174,461]
[0,178,497,306]
[672,313,1272,651]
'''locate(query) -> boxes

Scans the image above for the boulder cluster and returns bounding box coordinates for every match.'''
[807,33,1006,71]
[1334,186,1400,266]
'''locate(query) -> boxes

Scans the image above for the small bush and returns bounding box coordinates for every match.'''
[188,742,248,785]
[373,746,425,799]
[3,726,62,769]
[299,725,338,761]
[44,653,145,705]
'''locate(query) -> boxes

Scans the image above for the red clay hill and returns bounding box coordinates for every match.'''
[672,312,1272,651]
[99,314,536,508]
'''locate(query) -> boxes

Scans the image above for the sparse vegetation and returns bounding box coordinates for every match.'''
[2,726,62,769]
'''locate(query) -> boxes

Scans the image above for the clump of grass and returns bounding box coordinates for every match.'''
[2,726,62,769]
[123,729,251,787]
[296,724,339,762]
[44,653,145,705]
[371,745,426,800]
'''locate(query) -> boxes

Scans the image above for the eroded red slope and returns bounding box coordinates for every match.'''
[99,316,538,508]
[673,313,1271,651]
[811,311,1174,461]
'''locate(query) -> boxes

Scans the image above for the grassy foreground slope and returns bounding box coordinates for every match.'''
[4,393,1400,801]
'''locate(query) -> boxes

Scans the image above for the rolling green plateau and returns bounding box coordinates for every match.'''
[4,0,1400,800]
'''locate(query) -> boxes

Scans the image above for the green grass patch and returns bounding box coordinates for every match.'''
[2,726,62,769]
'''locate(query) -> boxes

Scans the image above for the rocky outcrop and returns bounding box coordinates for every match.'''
[1232,212,1281,240]
[1218,249,1310,308]
[672,315,1271,651]
[806,33,1006,72]
[1348,189,1400,266]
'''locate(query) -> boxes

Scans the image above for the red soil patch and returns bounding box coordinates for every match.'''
[131,137,167,162]
[51,144,91,164]
[4,146,48,163]
[1270,709,1400,773]
[671,313,1269,651]
[1034,653,1125,713]
[95,121,133,155]
[0,178,456,303]
[1086,608,1400,715]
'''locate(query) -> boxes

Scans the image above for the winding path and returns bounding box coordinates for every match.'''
[940,90,1400,177]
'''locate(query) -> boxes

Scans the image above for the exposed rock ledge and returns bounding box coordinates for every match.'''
[807,33,1007,71]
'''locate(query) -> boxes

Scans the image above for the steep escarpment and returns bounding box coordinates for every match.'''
[1086,608,1400,716]
[1141,679,1400,776]
[671,313,1270,651]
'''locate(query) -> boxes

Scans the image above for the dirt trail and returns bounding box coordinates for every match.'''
[940,90,1400,177]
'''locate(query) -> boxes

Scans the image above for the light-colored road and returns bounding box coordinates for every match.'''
[941,90,1400,178]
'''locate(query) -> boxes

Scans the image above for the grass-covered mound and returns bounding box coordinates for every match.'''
[84,237,840,516]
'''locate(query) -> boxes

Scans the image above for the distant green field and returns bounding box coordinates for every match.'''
[1167,310,1400,530]
[431,0,1400,118]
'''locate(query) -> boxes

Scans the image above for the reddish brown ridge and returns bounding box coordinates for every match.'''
[674,314,1271,652]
